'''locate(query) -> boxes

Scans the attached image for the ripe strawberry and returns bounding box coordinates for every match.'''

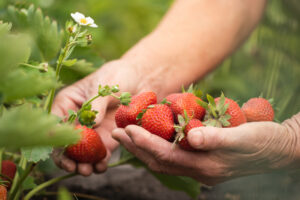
[141,104,175,141]
[170,93,206,121]
[0,185,7,200]
[165,93,181,106]
[115,91,157,128]
[179,119,203,151]
[1,160,16,189]
[201,93,246,127]
[215,97,246,127]
[66,125,107,163]
[242,97,274,122]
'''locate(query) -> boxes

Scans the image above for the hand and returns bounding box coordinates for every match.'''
[112,117,300,185]
[51,60,142,176]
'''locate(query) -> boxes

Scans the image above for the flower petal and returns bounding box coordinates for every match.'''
[89,23,98,28]
[85,17,95,24]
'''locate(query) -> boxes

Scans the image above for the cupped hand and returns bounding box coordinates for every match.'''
[51,60,141,176]
[112,117,300,185]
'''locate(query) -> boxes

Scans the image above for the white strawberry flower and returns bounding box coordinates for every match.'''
[71,12,98,28]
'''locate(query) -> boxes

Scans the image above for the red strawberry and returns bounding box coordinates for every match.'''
[141,104,175,141]
[0,185,7,200]
[179,119,203,151]
[170,93,206,121]
[215,97,246,127]
[165,93,181,106]
[201,94,246,127]
[66,125,107,163]
[1,160,16,189]
[242,97,274,122]
[115,91,157,128]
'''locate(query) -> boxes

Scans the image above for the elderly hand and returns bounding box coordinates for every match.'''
[112,113,300,185]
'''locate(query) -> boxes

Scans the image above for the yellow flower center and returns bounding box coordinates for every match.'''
[80,18,87,24]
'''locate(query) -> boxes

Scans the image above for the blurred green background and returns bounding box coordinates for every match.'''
[1,0,299,122]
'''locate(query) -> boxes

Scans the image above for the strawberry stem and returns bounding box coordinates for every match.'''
[24,173,77,200]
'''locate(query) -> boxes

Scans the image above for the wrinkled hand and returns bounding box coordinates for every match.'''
[112,115,300,185]
[51,60,140,176]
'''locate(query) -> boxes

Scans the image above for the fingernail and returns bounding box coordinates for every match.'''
[188,129,205,149]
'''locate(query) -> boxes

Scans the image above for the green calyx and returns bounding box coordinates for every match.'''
[181,84,203,98]
[98,84,132,105]
[197,93,231,128]
[172,110,190,149]
[78,109,98,127]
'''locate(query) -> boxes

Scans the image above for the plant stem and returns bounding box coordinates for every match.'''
[4,151,20,159]
[47,34,71,114]
[108,159,130,168]
[10,163,35,200]
[82,94,101,108]
[19,63,45,71]
[110,94,120,100]
[0,148,4,172]
[9,156,26,199]
[24,173,76,200]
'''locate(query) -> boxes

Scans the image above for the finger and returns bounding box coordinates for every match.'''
[78,163,93,176]
[112,128,158,166]
[91,97,111,126]
[124,125,203,168]
[52,86,85,118]
[94,151,110,173]
[188,126,237,150]
[52,149,77,172]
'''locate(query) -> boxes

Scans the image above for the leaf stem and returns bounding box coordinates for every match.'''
[82,94,101,108]
[110,94,120,99]
[24,173,77,200]
[19,63,46,71]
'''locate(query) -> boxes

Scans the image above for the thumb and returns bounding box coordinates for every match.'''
[90,96,110,126]
[187,126,234,150]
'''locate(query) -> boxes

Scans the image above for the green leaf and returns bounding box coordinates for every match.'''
[58,187,74,200]
[0,68,57,102]
[197,99,209,110]
[206,94,216,107]
[7,5,62,61]
[62,59,77,67]
[22,176,36,190]
[60,59,97,84]
[21,146,53,163]
[186,84,194,93]
[151,173,201,199]
[0,106,80,148]
[177,114,185,127]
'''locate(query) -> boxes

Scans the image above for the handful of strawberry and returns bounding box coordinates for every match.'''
[66,83,275,162]
[113,85,275,152]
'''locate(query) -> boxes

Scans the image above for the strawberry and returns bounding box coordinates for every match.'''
[0,185,7,200]
[66,125,107,163]
[115,91,157,128]
[242,97,274,122]
[170,93,206,121]
[200,93,246,127]
[1,160,16,189]
[165,93,181,106]
[141,104,175,141]
[179,119,203,151]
